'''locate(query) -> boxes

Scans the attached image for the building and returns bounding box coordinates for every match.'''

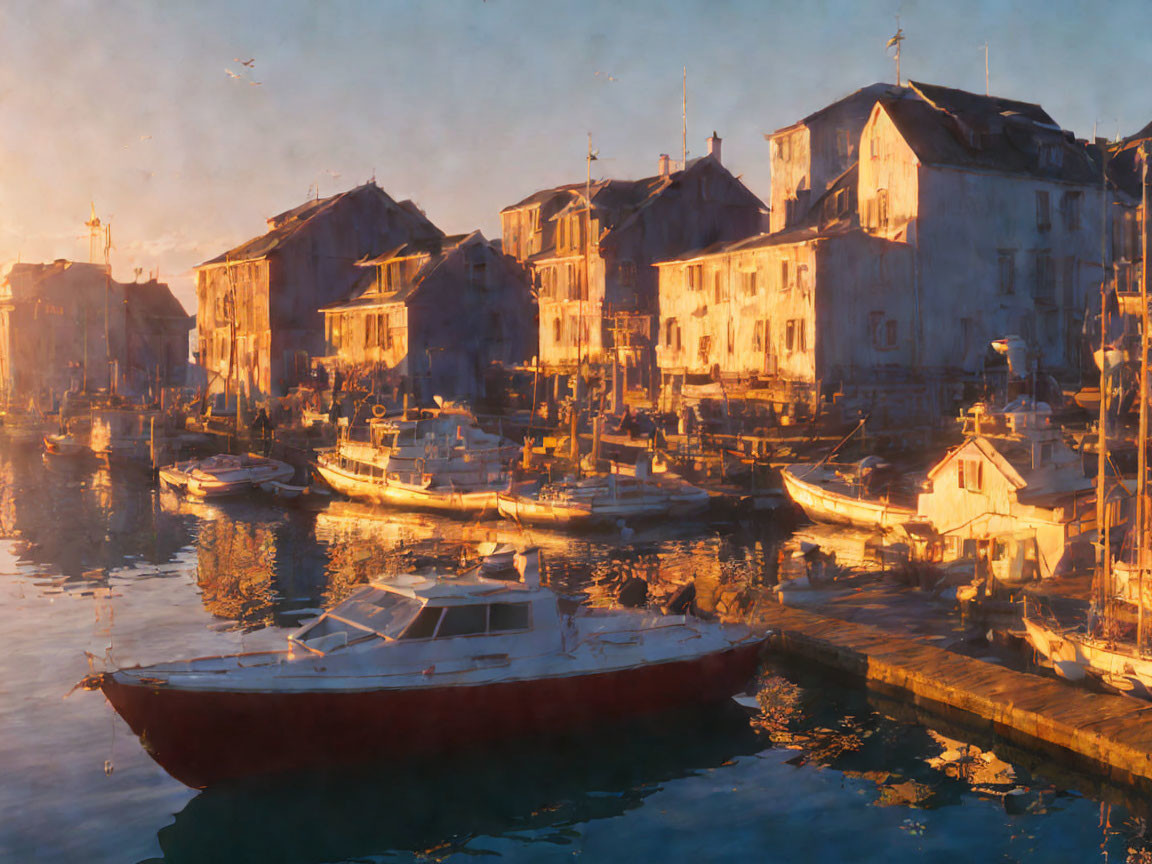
[500,138,766,397]
[0,259,191,402]
[656,81,1106,424]
[860,81,1103,378]
[321,231,534,402]
[195,182,443,398]
[766,83,909,233]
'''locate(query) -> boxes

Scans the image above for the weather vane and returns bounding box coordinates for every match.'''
[887,22,905,87]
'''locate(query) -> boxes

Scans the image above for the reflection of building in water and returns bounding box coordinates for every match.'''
[196,520,278,627]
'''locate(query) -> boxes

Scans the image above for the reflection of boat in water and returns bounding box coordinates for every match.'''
[160,454,296,498]
[497,473,710,529]
[781,458,916,531]
[154,702,760,864]
[0,411,52,446]
[313,412,518,515]
[88,550,764,787]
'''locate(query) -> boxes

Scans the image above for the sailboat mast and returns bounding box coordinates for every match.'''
[1097,146,1110,614]
[1140,143,1151,652]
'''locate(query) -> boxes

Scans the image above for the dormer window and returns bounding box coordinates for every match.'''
[1038,143,1063,171]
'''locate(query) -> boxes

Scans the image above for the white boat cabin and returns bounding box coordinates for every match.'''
[915,432,1098,580]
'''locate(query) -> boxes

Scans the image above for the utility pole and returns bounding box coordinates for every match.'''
[103,223,113,393]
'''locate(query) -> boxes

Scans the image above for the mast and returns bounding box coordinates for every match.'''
[1141,142,1150,653]
[682,67,687,169]
[103,224,112,392]
[1097,142,1111,617]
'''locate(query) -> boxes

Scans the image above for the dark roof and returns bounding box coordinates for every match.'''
[198,183,438,267]
[125,280,190,321]
[909,81,1055,126]
[878,88,1099,185]
[501,182,586,213]
[769,83,911,137]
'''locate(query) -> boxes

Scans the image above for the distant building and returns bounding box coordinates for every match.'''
[500,138,766,397]
[0,259,191,402]
[194,182,443,398]
[321,231,535,402]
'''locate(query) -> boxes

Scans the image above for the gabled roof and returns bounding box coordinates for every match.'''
[325,231,491,310]
[926,436,1026,488]
[875,83,1099,185]
[768,83,912,137]
[198,183,441,267]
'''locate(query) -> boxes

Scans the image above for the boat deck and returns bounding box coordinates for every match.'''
[755,602,1152,784]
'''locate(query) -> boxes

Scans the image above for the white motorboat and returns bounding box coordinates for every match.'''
[314,411,519,515]
[86,549,765,788]
[160,453,295,498]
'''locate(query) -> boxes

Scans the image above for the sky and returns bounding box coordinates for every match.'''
[2,0,1151,314]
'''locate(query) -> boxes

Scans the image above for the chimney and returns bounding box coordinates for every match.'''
[707,131,722,164]
[658,153,671,178]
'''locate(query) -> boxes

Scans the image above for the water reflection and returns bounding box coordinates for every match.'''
[151,705,762,864]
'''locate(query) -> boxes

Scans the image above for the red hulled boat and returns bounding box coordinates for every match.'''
[88,550,764,788]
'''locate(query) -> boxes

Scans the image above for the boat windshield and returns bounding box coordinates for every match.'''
[291,589,424,652]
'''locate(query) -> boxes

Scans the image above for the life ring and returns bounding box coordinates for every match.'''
[372,404,387,418]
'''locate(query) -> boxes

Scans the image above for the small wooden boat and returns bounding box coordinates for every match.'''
[781,459,916,531]
[497,474,710,529]
[43,433,87,457]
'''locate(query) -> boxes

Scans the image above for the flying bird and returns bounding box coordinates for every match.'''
[225,68,242,79]
[235,58,255,67]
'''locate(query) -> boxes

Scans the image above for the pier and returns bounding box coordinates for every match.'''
[756,602,1152,785]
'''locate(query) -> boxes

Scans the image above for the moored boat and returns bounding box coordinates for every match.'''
[313,410,518,515]
[85,549,764,788]
[160,453,295,498]
[781,459,916,531]
[497,473,710,529]
[43,433,87,457]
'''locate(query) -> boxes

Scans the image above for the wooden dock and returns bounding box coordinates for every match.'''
[755,602,1152,784]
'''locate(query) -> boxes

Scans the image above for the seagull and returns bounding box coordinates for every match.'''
[225,68,242,79]
[249,79,262,86]
[140,135,151,142]
[235,58,255,67]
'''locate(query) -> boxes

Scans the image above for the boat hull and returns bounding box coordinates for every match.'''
[99,640,764,788]
[1024,616,1152,696]
[781,464,915,530]
[314,460,500,516]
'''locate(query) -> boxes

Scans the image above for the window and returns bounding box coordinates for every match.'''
[1033,252,1055,303]
[1062,191,1082,231]
[437,605,487,637]
[998,251,1015,295]
[876,189,889,230]
[785,320,795,352]
[384,261,404,291]
[1036,190,1051,231]
[469,261,486,288]
[885,319,898,348]
[779,259,790,291]
[552,317,562,343]
[697,334,713,365]
[539,268,554,299]
[619,260,636,287]
[753,320,766,352]
[727,321,734,355]
[664,317,677,348]
[489,602,530,632]
[687,264,703,291]
[741,269,758,296]
[713,270,727,304]
[365,315,376,347]
[870,135,880,159]
[786,319,806,353]
[836,128,850,161]
[1038,143,1063,171]
[384,314,394,349]
[957,458,984,492]
[400,607,443,640]
[797,264,810,293]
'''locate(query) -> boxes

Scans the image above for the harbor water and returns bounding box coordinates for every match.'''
[2,445,1151,863]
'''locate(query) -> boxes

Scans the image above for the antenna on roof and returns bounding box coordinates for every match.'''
[682,66,688,169]
[886,22,904,87]
[984,42,990,96]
